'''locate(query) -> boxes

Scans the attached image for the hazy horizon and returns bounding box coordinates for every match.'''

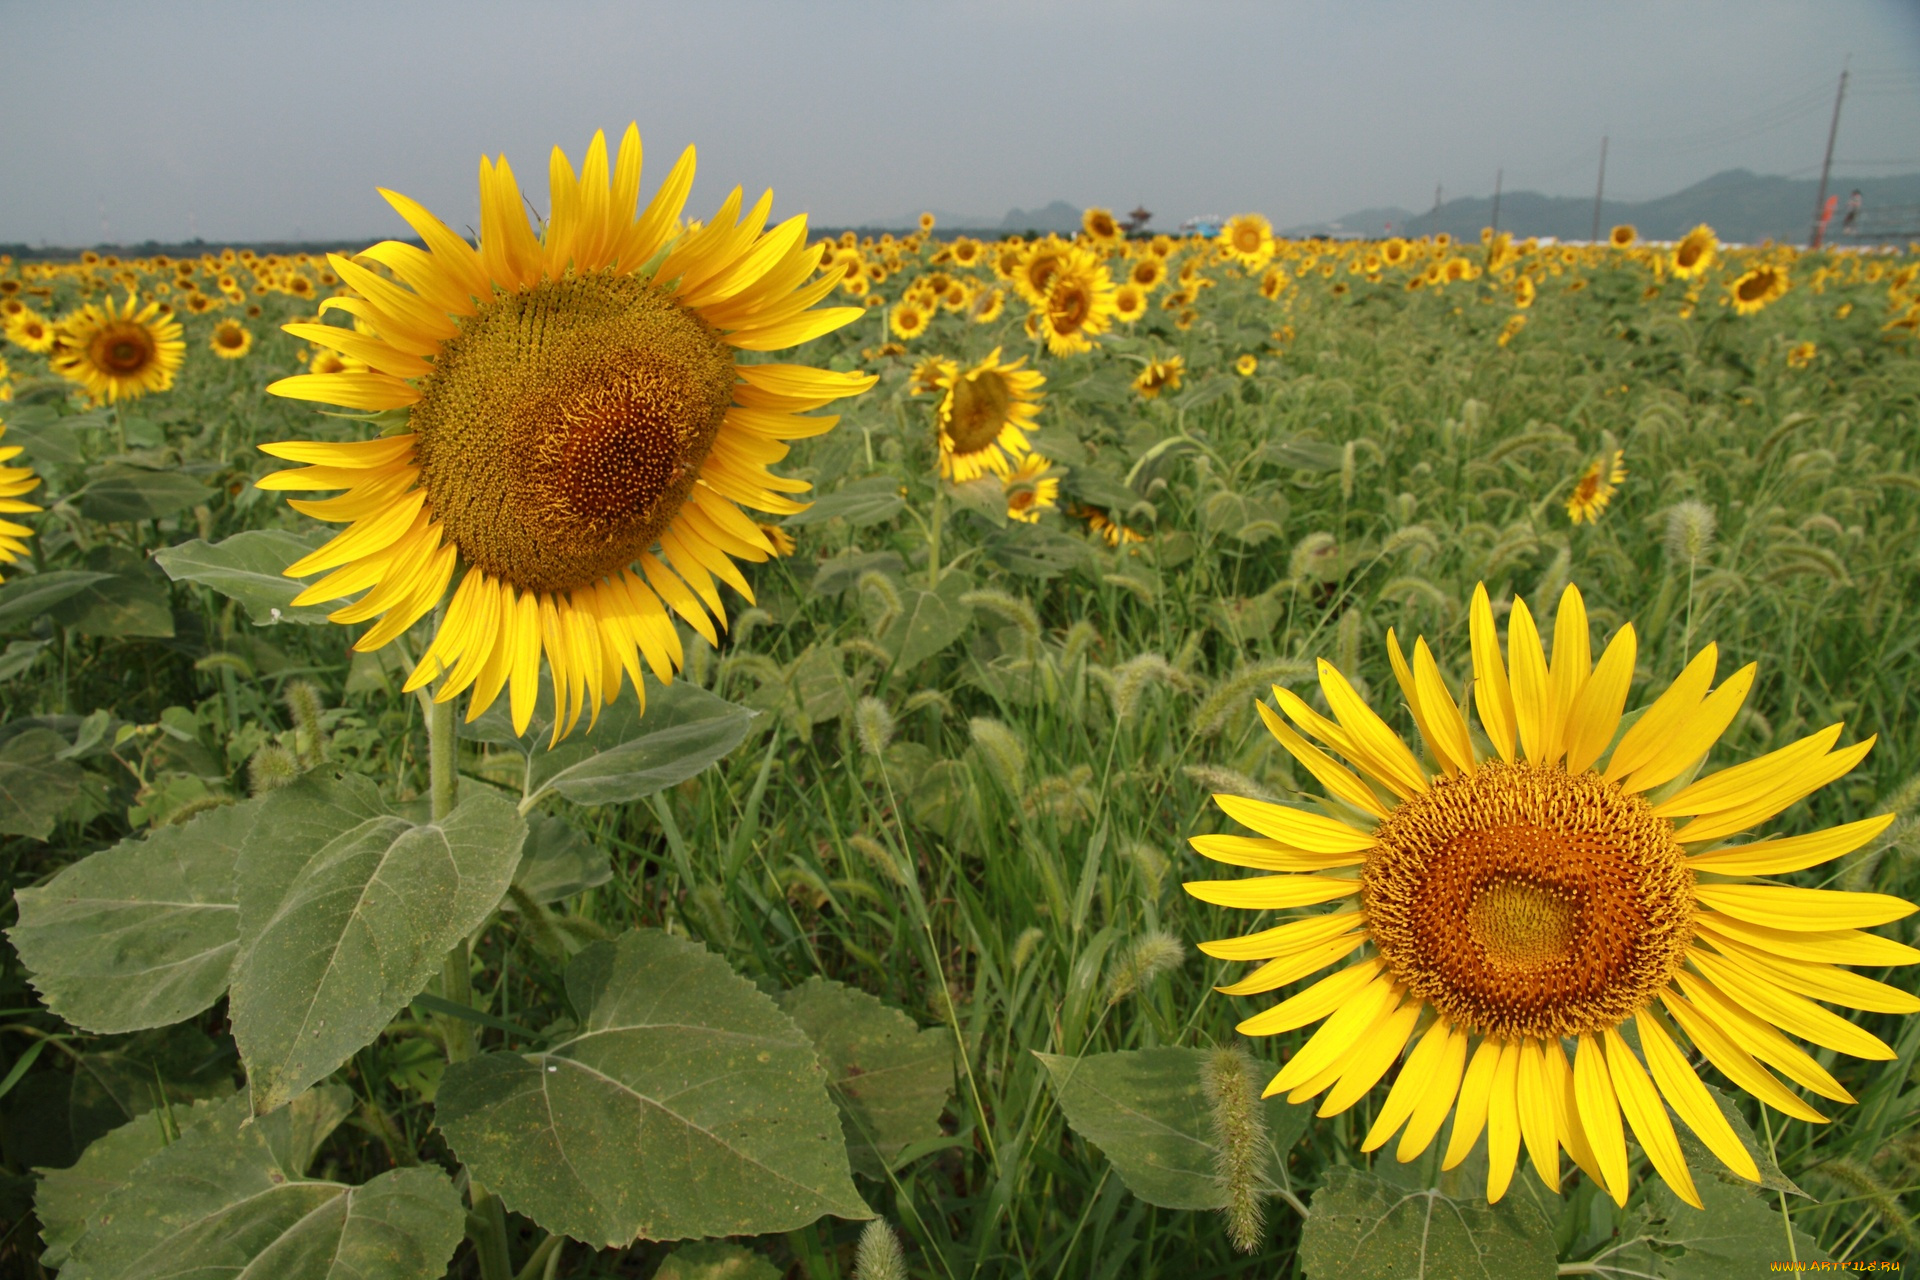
[2,0,1916,248]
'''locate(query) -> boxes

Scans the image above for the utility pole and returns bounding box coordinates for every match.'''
[1810,60,1850,249]
[1590,136,1608,243]
[1490,168,1503,233]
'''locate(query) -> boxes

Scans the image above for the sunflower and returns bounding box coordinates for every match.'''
[259,125,873,740]
[1498,314,1527,347]
[1260,268,1289,301]
[890,300,931,341]
[909,354,957,396]
[0,417,43,579]
[1382,238,1409,267]
[1112,284,1147,324]
[1129,257,1168,291]
[1610,225,1637,248]
[49,293,184,404]
[1083,207,1123,246]
[1133,355,1185,399]
[949,238,983,268]
[968,287,1006,324]
[1567,449,1627,524]
[1188,581,1914,1208]
[1002,452,1059,523]
[1786,341,1817,369]
[6,308,55,354]
[1728,265,1789,317]
[1673,225,1718,280]
[1013,237,1072,305]
[1035,247,1117,356]
[1235,353,1258,377]
[209,318,253,360]
[934,347,1044,481]
[918,212,936,234]
[1219,215,1275,270]
[1072,503,1147,547]
[1513,276,1536,309]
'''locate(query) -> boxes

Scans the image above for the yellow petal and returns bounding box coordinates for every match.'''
[1183,875,1360,910]
[1470,583,1517,762]
[1544,1036,1606,1193]
[1672,736,1878,845]
[1197,909,1363,961]
[1265,975,1398,1092]
[1637,1010,1761,1183]
[1188,833,1365,872]
[1317,658,1428,798]
[1441,1039,1501,1170]
[1363,1015,1454,1152]
[1211,793,1377,853]
[1605,1026,1701,1209]
[1387,628,1456,777]
[1700,934,1920,1014]
[1547,584,1592,752]
[1674,970,1857,1101]
[1623,663,1755,795]
[1484,1041,1522,1203]
[1398,1025,1470,1163]
[1213,933,1367,996]
[1688,947,1895,1060]
[1605,643,1718,782]
[1564,622,1636,775]
[1692,882,1915,931]
[1573,1033,1628,1206]
[1656,725,1843,818]
[1685,812,1894,875]
[1515,1039,1561,1194]
[1236,959,1381,1037]
[1690,910,1920,967]
[260,435,418,467]
[1254,701,1388,820]
[1661,991,1829,1123]
[1318,997,1421,1116]
[266,372,420,411]
[1506,596,1554,766]
[1413,638,1475,775]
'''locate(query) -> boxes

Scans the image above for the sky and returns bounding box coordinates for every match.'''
[1,0,1917,246]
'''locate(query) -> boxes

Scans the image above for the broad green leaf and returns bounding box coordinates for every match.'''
[1036,1048,1307,1211]
[46,546,174,638]
[471,679,755,808]
[0,570,115,634]
[512,814,612,903]
[809,549,903,597]
[1261,435,1346,472]
[0,728,84,839]
[153,529,333,625]
[67,1025,237,1151]
[1298,1166,1558,1280]
[2,404,91,467]
[885,573,975,670]
[75,462,208,523]
[1063,465,1135,512]
[232,784,526,1114]
[1586,1129,1825,1279]
[12,794,262,1031]
[785,476,905,527]
[985,526,1095,579]
[788,642,849,728]
[0,638,47,680]
[62,1092,462,1280]
[779,977,954,1178]
[946,476,1008,528]
[436,928,870,1246]
[655,1242,782,1280]
[36,1093,232,1268]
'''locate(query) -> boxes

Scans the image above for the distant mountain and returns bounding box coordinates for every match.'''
[839,200,1090,235]
[1288,170,1920,244]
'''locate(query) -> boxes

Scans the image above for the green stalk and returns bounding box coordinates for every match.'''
[928,481,945,588]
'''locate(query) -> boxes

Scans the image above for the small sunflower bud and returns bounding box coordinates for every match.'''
[854,696,896,758]
[248,742,299,795]
[852,1219,908,1280]
[1664,499,1717,566]
[1201,1046,1272,1255]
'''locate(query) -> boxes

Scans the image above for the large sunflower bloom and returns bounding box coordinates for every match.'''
[1187,583,1914,1208]
[1728,265,1789,317]
[1034,247,1117,357]
[260,126,873,740]
[50,293,184,403]
[1218,214,1276,270]
[0,418,42,578]
[1672,225,1718,280]
[935,347,1044,481]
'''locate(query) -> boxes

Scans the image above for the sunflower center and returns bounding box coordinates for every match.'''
[94,325,155,374]
[409,270,735,595]
[1049,283,1092,333]
[1362,761,1693,1040]
[946,371,1014,454]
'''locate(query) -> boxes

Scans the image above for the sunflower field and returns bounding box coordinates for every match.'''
[2,128,1920,1280]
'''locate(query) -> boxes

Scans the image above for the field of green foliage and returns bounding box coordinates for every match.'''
[2,237,1919,1278]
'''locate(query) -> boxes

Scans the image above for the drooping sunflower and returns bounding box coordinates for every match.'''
[1513,276,1537,309]
[1259,268,1289,301]
[1034,247,1117,357]
[1728,265,1789,317]
[50,293,184,403]
[1187,582,1913,1208]
[1567,449,1628,524]
[260,125,873,739]
[1672,224,1718,280]
[1002,452,1058,524]
[1133,355,1185,399]
[1610,224,1637,248]
[209,318,253,360]
[6,308,56,354]
[1219,214,1276,270]
[0,418,42,579]
[934,347,1044,481]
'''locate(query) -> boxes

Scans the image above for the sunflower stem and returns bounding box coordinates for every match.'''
[426,694,477,1066]
[928,482,944,588]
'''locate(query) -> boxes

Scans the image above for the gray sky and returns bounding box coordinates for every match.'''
[2,0,1916,245]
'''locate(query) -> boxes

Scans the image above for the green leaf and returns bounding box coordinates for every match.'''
[809,549,904,598]
[152,529,333,625]
[75,462,209,523]
[1298,1166,1558,1280]
[945,476,1008,528]
[3,405,91,467]
[1035,1048,1306,1210]
[435,928,870,1246]
[66,1025,237,1151]
[0,570,115,634]
[0,728,84,839]
[62,1092,462,1280]
[779,977,954,1178]
[512,814,612,904]
[786,476,905,528]
[1261,435,1347,472]
[1586,1129,1825,1279]
[985,526,1095,579]
[885,573,975,671]
[232,783,526,1114]
[1063,465,1136,513]
[655,1242,782,1280]
[0,639,48,680]
[46,546,174,638]
[36,1093,232,1268]
[472,678,755,809]
[11,794,262,1031]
